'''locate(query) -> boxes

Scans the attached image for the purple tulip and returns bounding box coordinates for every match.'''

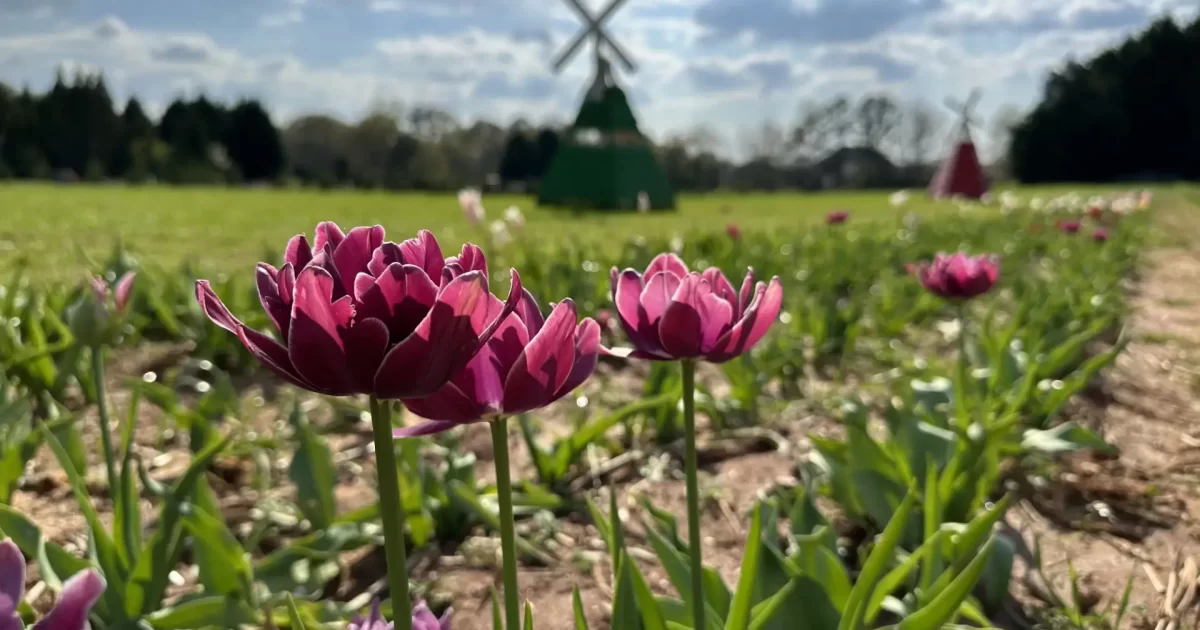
[91,272,136,315]
[826,210,849,224]
[1058,219,1081,234]
[607,253,783,362]
[1092,227,1109,242]
[908,252,999,300]
[196,223,521,399]
[396,289,600,436]
[0,539,105,630]
[347,601,452,630]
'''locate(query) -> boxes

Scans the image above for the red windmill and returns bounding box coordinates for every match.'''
[928,89,988,200]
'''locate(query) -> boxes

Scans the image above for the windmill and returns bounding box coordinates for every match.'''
[536,0,676,211]
[928,88,988,200]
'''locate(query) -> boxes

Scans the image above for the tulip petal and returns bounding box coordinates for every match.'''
[313,221,346,254]
[373,271,491,399]
[446,243,488,278]
[515,288,545,336]
[344,318,389,392]
[256,264,292,341]
[31,569,105,630]
[0,540,25,607]
[400,230,446,280]
[634,271,681,355]
[355,264,439,341]
[702,267,738,311]
[658,274,706,358]
[289,266,359,395]
[707,277,783,362]
[554,318,600,400]
[503,299,577,414]
[645,253,688,279]
[307,245,347,298]
[333,225,386,294]
[393,418,469,439]
[198,279,316,389]
[367,242,405,277]
[285,233,313,270]
[612,268,655,354]
[115,271,136,313]
[736,268,756,318]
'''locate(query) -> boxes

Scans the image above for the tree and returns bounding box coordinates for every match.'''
[856,94,901,151]
[498,131,538,185]
[225,100,284,181]
[739,120,788,165]
[899,100,941,166]
[534,128,559,178]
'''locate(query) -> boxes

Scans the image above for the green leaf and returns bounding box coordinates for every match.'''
[114,388,143,569]
[288,401,338,529]
[0,504,94,589]
[447,481,554,565]
[493,589,504,630]
[1021,422,1116,456]
[145,596,261,629]
[524,601,535,630]
[285,594,307,630]
[897,538,997,630]
[838,488,918,630]
[724,507,763,630]
[182,504,255,601]
[611,552,643,630]
[573,586,590,630]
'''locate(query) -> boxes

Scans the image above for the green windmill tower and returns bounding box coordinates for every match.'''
[537,0,676,211]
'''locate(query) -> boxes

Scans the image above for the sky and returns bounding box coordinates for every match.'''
[0,0,1195,160]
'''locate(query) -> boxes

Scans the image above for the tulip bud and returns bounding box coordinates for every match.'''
[69,272,137,347]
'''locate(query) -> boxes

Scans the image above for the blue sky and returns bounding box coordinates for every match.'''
[0,0,1194,159]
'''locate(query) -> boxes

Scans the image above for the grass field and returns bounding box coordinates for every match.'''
[0,181,1153,280]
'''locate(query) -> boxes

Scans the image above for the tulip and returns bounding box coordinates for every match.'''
[1088,206,1103,220]
[396,290,598,630]
[637,191,651,213]
[490,220,513,247]
[607,253,783,363]
[196,224,520,400]
[458,188,485,224]
[725,223,741,240]
[503,206,525,231]
[607,253,782,630]
[347,601,451,630]
[196,223,519,630]
[908,252,999,301]
[826,210,849,224]
[1058,219,1081,234]
[1093,227,1109,242]
[0,539,105,630]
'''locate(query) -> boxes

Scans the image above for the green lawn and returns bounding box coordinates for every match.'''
[0,181,1163,280]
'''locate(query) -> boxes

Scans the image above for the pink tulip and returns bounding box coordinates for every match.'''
[397,289,600,436]
[725,223,741,240]
[1058,219,1081,234]
[908,252,999,300]
[91,271,137,314]
[826,210,849,224]
[348,601,452,630]
[0,539,105,630]
[607,253,783,362]
[1093,227,1109,242]
[196,223,520,399]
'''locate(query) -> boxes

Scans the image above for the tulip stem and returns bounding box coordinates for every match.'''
[681,358,706,630]
[490,420,522,630]
[368,396,412,630]
[90,348,121,527]
[956,303,970,417]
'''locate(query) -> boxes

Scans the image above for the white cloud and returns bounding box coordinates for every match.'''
[260,9,304,27]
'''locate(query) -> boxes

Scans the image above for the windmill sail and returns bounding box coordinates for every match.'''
[928,90,988,200]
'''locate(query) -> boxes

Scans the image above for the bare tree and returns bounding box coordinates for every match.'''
[989,104,1024,162]
[790,95,856,160]
[856,94,901,150]
[739,119,788,165]
[900,100,943,165]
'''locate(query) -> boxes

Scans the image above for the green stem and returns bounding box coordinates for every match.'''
[490,420,522,630]
[956,303,970,416]
[91,348,121,518]
[369,396,412,630]
[681,359,706,630]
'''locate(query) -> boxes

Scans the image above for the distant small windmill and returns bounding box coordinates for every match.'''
[928,88,988,200]
[536,0,676,211]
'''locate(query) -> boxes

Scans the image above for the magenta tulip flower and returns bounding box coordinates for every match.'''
[607,253,783,362]
[196,223,520,399]
[1092,227,1109,242]
[826,210,849,224]
[396,289,600,436]
[908,252,999,300]
[725,223,742,240]
[0,539,105,630]
[1058,219,1081,234]
[348,601,452,630]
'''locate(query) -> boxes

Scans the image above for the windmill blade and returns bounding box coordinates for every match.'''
[596,30,637,72]
[944,97,962,113]
[559,0,596,22]
[965,88,982,109]
[552,27,593,72]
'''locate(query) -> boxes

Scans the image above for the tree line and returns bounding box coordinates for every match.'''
[2,13,1195,192]
[1011,14,1200,182]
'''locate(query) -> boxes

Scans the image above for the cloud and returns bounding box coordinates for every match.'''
[0,0,71,16]
[684,56,801,94]
[260,9,304,27]
[820,50,918,81]
[695,0,945,44]
[931,0,1151,34]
